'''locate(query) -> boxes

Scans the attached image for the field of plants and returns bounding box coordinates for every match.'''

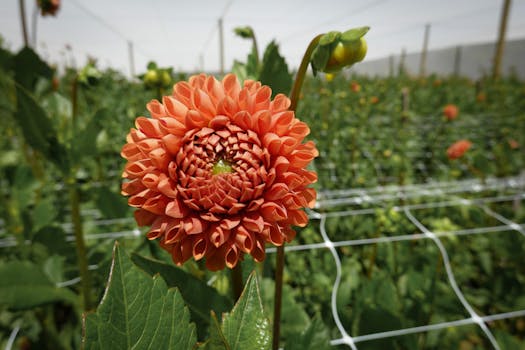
[1,37,524,350]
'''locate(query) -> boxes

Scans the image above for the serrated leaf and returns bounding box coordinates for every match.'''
[284,317,331,350]
[232,60,248,82]
[131,252,232,340]
[83,242,197,350]
[14,84,69,173]
[340,26,370,43]
[259,41,292,97]
[221,272,270,350]
[203,311,229,350]
[0,261,77,310]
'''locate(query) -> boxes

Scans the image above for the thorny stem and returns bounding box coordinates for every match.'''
[272,33,323,350]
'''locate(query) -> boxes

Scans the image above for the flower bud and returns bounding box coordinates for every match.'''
[311,26,369,74]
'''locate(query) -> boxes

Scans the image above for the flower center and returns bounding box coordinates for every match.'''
[212,158,233,175]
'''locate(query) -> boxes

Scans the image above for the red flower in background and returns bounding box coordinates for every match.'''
[121,74,318,270]
[37,0,60,16]
[447,140,472,160]
[443,104,459,121]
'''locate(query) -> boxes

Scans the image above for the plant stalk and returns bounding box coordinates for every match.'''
[272,245,285,350]
[19,0,29,47]
[231,262,244,301]
[69,178,93,311]
[272,33,323,350]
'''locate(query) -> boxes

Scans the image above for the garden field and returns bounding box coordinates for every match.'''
[1,41,524,350]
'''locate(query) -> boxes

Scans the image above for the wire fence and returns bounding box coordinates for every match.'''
[0,174,524,348]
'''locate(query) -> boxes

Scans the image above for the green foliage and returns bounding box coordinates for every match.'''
[83,242,198,350]
[259,41,292,97]
[0,261,77,310]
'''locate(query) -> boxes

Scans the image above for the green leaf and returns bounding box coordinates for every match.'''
[32,197,57,233]
[0,261,77,310]
[203,311,229,350]
[94,186,129,219]
[259,41,292,97]
[233,26,254,39]
[311,45,330,74]
[13,47,53,91]
[232,60,248,82]
[284,317,331,350]
[340,26,370,43]
[131,252,233,340]
[14,84,69,173]
[319,31,340,46]
[83,242,197,350]
[221,272,271,350]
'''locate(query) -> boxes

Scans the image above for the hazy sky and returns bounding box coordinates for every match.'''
[1,0,524,76]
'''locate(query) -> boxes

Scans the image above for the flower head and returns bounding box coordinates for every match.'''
[443,104,459,121]
[447,140,472,160]
[37,0,60,16]
[121,74,318,270]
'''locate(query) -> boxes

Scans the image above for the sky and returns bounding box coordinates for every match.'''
[1,0,524,77]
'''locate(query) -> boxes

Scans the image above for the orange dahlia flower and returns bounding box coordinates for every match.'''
[447,140,472,160]
[121,74,318,271]
[37,0,60,16]
[443,104,458,121]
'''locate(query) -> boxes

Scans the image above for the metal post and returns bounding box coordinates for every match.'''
[128,41,135,79]
[453,45,462,76]
[419,23,431,77]
[218,18,225,75]
[492,0,512,79]
[399,48,406,75]
[19,0,29,47]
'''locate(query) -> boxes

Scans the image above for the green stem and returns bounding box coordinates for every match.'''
[231,262,243,301]
[288,34,323,112]
[69,178,93,311]
[19,0,29,47]
[272,245,285,350]
[272,33,323,350]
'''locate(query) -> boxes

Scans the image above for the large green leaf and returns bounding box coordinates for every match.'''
[131,252,233,339]
[284,317,331,350]
[83,242,197,350]
[259,41,292,97]
[221,272,271,350]
[72,108,106,161]
[14,84,69,173]
[14,47,53,91]
[0,261,77,310]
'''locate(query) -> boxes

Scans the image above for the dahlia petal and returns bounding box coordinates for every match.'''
[162,96,188,121]
[254,86,272,110]
[260,202,288,221]
[232,110,253,130]
[165,198,188,218]
[161,134,183,155]
[289,149,317,168]
[134,209,157,227]
[263,133,282,155]
[272,111,294,136]
[265,183,290,201]
[121,143,143,161]
[242,214,265,232]
[220,217,241,230]
[183,217,205,235]
[246,198,264,211]
[208,115,230,129]
[222,74,241,98]
[159,117,186,136]
[205,75,225,102]
[270,94,291,112]
[122,179,146,196]
[192,88,216,118]
[200,212,221,222]
[205,248,226,271]
[286,209,309,227]
[143,195,169,215]
[251,239,266,262]
[147,99,167,119]
[302,188,317,208]
[146,217,168,239]
[135,117,164,138]
[164,222,184,244]
[268,225,284,246]
[210,226,230,247]
[283,226,297,242]
[227,203,245,215]
[235,228,254,253]
[173,81,192,107]
[281,172,303,190]
[254,110,272,135]
[288,121,310,140]
[124,159,152,178]
[157,175,178,198]
[149,148,170,171]
[225,245,240,269]
[217,96,238,117]
[193,237,209,260]
[128,189,153,207]
[186,110,208,129]
[142,172,160,189]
